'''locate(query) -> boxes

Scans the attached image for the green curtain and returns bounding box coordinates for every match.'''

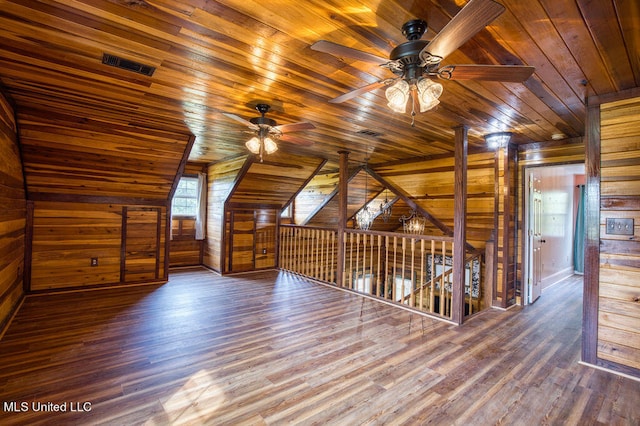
[573,185,585,274]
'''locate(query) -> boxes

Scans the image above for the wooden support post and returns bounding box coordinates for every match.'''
[452,125,468,325]
[583,101,601,365]
[336,150,349,287]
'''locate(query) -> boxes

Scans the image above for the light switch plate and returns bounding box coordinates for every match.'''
[606,218,634,236]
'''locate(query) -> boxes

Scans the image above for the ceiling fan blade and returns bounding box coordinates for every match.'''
[329,79,396,104]
[440,64,535,82]
[279,133,314,146]
[221,112,257,129]
[421,0,505,63]
[274,122,315,133]
[311,40,389,65]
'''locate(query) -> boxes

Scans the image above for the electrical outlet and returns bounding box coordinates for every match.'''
[91,257,98,267]
[262,248,267,254]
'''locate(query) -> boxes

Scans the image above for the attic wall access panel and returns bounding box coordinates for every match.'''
[122,207,162,283]
[30,202,122,291]
[226,210,255,273]
[225,209,278,273]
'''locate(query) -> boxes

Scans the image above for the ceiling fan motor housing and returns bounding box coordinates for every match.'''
[250,116,277,127]
[250,103,277,127]
[401,20,427,40]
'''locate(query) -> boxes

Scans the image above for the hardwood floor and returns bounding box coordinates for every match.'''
[0,269,638,425]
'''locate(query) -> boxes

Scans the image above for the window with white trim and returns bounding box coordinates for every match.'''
[172,176,199,217]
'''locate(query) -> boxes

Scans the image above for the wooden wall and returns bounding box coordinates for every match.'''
[29,201,167,291]
[170,217,201,267]
[375,151,496,249]
[204,157,247,273]
[0,91,25,333]
[595,94,640,373]
[294,168,340,225]
[494,145,518,307]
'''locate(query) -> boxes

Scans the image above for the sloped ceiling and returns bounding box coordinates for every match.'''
[227,151,326,207]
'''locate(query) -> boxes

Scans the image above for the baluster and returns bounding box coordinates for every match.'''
[330,232,340,285]
[302,228,307,275]
[384,236,390,300]
[392,236,398,302]
[400,237,406,304]
[409,238,415,307]
[292,228,297,273]
[347,232,353,289]
[278,227,282,269]
[313,229,318,279]
[369,234,376,295]
[319,230,325,281]
[430,239,435,313]
[376,235,382,297]
[361,232,367,293]
[439,240,445,316]
[285,227,290,271]
[419,239,425,310]
[355,233,362,291]
[300,228,304,275]
[283,227,288,271]
[307,228,312,277]
[317,229,322,280]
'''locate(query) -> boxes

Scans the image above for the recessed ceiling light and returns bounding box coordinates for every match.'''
[551,133,566,140]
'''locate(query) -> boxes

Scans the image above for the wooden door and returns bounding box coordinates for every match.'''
[528,175,543,303]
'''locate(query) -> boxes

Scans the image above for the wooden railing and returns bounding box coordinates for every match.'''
[279,226,338,283]
[279,225,485,321]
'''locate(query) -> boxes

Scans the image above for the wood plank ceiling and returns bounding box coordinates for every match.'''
[0,0,638,196]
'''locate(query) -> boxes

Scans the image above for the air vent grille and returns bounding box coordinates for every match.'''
[356,129,383,138]
[102,53,156,76]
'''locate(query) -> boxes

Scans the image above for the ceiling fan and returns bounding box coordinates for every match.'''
[311,0,534,123]
[222,103,315,161]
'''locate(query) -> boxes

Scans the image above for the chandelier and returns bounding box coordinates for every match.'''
[379,189,392,222]
[355,165,374,230]
[400,209,426,234]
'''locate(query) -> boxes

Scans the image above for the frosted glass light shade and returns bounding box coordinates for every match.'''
[245,136,261,154]
[416,78,442,112]
[263,137,278,154]
[485,132,512,149]
[385,79,410,113]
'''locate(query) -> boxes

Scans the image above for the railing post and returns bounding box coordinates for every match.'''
[336,150,349,288]
[484,240,495,309]
[452,125,468,325]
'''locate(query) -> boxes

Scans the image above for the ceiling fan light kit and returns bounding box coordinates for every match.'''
[385,77,442,115]
[223,103,315,160]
